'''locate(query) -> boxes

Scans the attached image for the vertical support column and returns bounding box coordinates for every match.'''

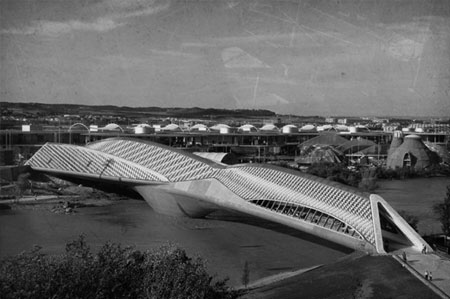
[369,195,386,254]
[370,194,432,253]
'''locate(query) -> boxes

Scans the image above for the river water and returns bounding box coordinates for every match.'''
[1,177,447,286]
[375,177,449,235]
[0,199,350,286]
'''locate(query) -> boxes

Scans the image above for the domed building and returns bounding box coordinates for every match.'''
[281,124,298,134]
[386,134,439,171]
[99,123,124,132]
[388,130,403,157]
[190,124,209,132]
[162,123,183,132]
[133,124,154,134]
[238,124,258,133]
[299,124,316,132]
[259,124,280,133]
[210,124,234,133]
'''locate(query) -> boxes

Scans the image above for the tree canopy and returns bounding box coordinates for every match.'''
[0,236,238,299]
[433,185,450,236]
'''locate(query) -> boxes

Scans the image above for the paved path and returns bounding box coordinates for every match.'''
[394,249,450,299]
[236,264,323,291]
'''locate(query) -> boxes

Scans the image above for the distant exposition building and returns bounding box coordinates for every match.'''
[25,138,429,254]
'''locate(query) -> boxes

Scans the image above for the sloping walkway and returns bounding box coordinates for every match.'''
[235,264,323,291]
[394,249,450,299]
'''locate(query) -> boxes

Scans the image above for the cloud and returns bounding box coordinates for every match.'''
[44,18,122,36]
[149,49,199,58]
[1,17,122,37]
[181,42,215,49]
[96,51,199,68]
[233,91,290,108]
[222,47,270,69]
[1,0,169,36]
[116,2,170,18]
[387,38,424,61]
[1,18,121,36]
[106,0,157,10]
[227,74,297,86]
[0,27,34,35]
[98,0,170,19]
[266,93,290,105]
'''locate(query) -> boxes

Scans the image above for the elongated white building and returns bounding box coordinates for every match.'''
[26,138,430,254]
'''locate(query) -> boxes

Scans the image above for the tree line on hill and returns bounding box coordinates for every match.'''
[1,102,276,118]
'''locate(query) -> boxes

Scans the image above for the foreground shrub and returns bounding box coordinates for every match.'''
[0,236,237,299]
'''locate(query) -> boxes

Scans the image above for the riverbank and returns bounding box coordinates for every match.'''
[0,199,350,286]
[2,176,447,289]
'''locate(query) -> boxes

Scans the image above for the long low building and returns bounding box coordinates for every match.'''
[25,137,430,254]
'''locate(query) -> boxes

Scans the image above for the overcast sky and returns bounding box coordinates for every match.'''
[1,0,449,117]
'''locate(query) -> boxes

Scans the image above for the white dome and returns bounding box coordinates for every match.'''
[404,134,421,139]
[260,124,280,132]
[101,123,123,131]
[210,124,231,131]
[163,124,182,131]
[135,123,151,128]
[322,124,333,131]
[134,124,154,134]
[335,125,349,132]
[282,124,298,133]
[238,124,258,132]
[300,124,316,132]
[190,124,209,131]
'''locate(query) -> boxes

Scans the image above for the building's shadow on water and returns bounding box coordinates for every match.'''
[207,210,353,254]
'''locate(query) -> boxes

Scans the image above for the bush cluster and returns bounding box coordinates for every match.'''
[358,167,378,191]
[433,185,450,237]
[306,163,450,191]
[398,210,419,232]
[0,236,237,299]
[376,164,450,180]
[306,162,361,188]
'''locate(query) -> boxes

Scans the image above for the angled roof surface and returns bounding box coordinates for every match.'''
[299,133,348,147]
[25,137,430,254]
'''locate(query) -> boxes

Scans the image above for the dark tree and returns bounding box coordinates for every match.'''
[0,236,238,299]
[433,185,450,237]
[398,210,419,232]
[359,167,378,191]
[242,261,250,288]
[15,173,31,198]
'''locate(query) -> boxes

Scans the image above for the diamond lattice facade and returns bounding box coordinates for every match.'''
[26,138,430,254]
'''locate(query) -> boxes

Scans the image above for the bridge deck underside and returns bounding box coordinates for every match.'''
[26,139,383,249]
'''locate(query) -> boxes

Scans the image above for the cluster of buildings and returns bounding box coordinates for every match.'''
[0,107,447,254]
[1,116,449,172]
